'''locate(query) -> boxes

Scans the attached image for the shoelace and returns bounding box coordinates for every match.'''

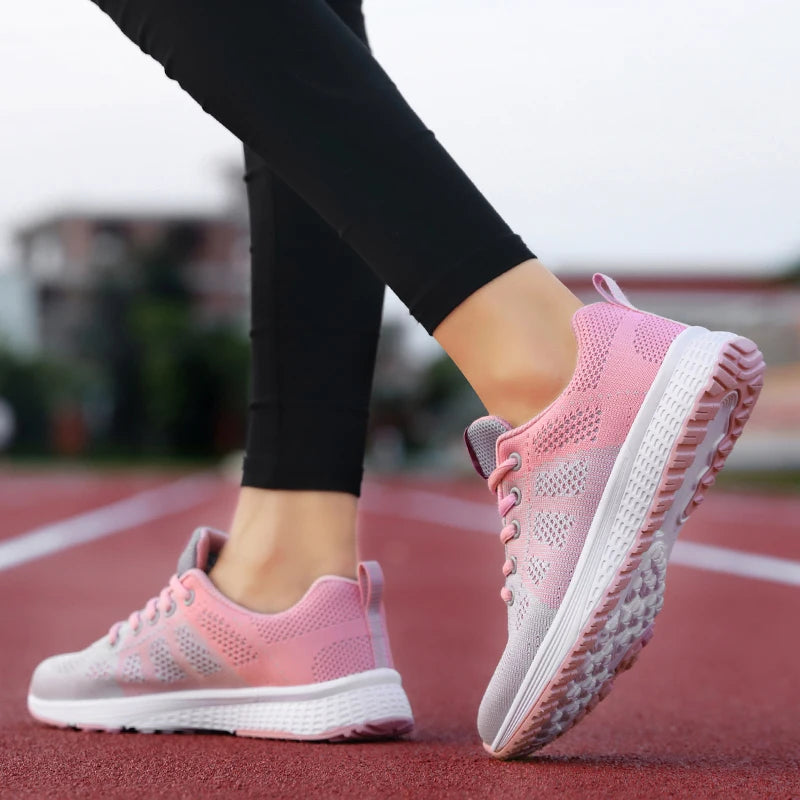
[487,452,522,604]
[108,574,193,645]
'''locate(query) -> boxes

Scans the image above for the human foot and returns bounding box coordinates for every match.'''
[465,274,764,759]
[28,527,413,740]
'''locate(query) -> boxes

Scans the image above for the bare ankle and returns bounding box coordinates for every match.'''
[479,351,577,426]
[209,487,359,613]
[434,258,581,427]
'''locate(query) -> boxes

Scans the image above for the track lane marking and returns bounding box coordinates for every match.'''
[0,475,215,572]
[3,477,797,587]
[361,484,800,588]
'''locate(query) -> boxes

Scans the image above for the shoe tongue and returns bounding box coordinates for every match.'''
[464,416,513,479]
[176,527,228,575]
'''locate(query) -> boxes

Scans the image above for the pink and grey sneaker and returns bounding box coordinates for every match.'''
[466,273,764,759]
[27,527,414,740]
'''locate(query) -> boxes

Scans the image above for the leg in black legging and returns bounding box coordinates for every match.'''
[86,0,584,617]
[241,0,384,499]
[90,0,535,334]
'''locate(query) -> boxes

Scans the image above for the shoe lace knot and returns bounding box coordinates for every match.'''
[108,574,193,645]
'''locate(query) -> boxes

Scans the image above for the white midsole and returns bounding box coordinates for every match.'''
[493,326,737,750]
[28,668,413,735]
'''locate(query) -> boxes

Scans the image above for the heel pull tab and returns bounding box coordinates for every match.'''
[592,273,637,310]
[358,561,391,669]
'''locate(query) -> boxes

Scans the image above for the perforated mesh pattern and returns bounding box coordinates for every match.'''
[466,417,510,478]
[534,407,601,453]
[534,460,588,497]
[311,635,373,682]
[197,610,259,666]
[514,593,531,632]
[176,625,222,676]
[253,582,363,644]
[122,653,145,683]
[150,638,186,683]
[54,653,84,675]
[527,557,550,585]
[570,304,625,392]
[533,512,574,548]
[86,660,112,681]
[633,316,684,363]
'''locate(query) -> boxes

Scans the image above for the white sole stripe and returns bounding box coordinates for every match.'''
[28,668,413,734]
[361,485,800,588]
[0,475,214,572]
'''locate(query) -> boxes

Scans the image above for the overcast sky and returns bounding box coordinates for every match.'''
[1,0,798,274]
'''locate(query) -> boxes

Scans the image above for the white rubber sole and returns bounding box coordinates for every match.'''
[488,327,764,758]
[28,668,414,741]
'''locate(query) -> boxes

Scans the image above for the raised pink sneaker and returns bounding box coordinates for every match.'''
[466,273,764,759]
[28,527,414,740]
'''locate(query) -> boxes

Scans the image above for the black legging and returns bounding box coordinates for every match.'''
[91,0,535,495]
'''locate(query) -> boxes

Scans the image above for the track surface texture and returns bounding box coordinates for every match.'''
[1,469,798,799]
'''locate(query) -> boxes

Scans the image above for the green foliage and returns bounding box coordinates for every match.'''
[367,324,482,463]
[134,314,249,455]
[416,354,474,411]
[0,347,88,453]
[76,224,249,457]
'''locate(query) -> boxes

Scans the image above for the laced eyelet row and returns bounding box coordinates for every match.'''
[487,452,525,606]
[108,576,195,646]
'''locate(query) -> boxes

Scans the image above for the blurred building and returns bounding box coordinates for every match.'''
[14,211,249,357]
[11,205,800,469]
[0,270,38,354]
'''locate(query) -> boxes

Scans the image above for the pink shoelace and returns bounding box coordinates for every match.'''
[488,452,522,604]
[108,574,193,645]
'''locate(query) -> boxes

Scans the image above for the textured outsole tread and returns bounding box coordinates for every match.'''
[492,336,764,760]
[37,716,414,742]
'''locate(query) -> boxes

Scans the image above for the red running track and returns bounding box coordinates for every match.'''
[1,469,798,799]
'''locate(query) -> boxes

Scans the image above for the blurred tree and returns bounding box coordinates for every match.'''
[785,255,800,284]
[367,319,484,468]
[80,224,248,457]
[0,347,87,454]
[0,349,52,452]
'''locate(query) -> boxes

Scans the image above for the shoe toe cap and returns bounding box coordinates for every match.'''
[29,638,122,702]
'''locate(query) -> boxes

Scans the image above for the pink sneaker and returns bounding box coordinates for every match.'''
[466,274,764,759]
[28,527,414,740]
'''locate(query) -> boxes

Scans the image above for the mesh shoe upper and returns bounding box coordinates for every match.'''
[466,285,686,743]
[30,528,394,702]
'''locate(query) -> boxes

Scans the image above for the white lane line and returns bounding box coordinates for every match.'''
[0,475,215,572]
[361,484,800,588]
[670,540,800,586]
